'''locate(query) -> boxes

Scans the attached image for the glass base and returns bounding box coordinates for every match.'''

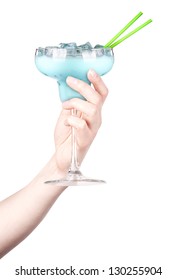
[44,170,106,186]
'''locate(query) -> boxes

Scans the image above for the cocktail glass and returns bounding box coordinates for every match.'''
[35,45,114,186]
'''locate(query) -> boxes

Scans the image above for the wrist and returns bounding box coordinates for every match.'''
[31,154,67,188]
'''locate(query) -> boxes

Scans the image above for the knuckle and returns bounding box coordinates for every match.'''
[104,86,109,97]
[90,105,97,117]
[96,115,102,129]
[78,120,86,130]
[70,98,78,107]
[96,95,103,106]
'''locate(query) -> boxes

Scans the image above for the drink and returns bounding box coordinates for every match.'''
[35,45,114,102]
[35,43,114,186]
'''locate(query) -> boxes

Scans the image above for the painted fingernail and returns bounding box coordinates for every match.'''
[66,76,78,84]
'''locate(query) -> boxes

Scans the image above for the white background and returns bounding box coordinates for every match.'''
[0,0,175,279]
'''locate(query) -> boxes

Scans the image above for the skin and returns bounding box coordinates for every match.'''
[0,69,109,258]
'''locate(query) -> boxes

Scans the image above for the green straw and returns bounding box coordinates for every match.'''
[109,19,152,48]
[104,11,143,48]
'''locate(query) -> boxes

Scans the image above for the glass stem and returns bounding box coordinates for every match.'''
[70,109,79,172]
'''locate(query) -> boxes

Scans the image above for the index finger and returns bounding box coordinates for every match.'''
[66,76,101,105]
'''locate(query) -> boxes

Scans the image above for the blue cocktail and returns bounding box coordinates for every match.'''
[35,43,114,186]
[35,44,114,102]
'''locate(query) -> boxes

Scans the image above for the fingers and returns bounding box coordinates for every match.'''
[87,69,109,103]
[62,98,97,121]
[64,70,107,132]
[66,69,109,105]
[66,76,101,105]
[64,115,91,148]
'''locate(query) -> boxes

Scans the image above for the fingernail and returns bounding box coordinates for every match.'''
[88,69,97,78]
[66,76,78,84]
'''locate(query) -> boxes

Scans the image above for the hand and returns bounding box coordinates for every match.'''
[54,69,109,173]
[0,70,109,258]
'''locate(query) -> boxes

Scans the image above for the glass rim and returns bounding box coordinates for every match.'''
[35,46,113,51]
[35,47,114,58]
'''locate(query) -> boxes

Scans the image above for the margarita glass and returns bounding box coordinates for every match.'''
[35,44,114,186]
[34,12,152,187]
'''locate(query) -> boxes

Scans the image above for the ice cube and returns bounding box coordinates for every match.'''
[78,42,93,58]
[36,47,45,56]
[58,42,78,56]
[94,44,104,49]
[45,47,66,58]
[53,48,66,58]
[93,44,105,56]
[45,47,56,56]
[82,50,96,59]
[58,42,77,49]
[78,42,92,50]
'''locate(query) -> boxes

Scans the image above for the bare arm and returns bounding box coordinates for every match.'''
[0,70,108,258]
[0,156,67,258]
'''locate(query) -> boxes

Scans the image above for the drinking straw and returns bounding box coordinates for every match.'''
[104,11,143,48]
[109,19,152,48]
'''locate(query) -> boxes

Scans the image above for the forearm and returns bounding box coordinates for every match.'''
[0,155,67,258]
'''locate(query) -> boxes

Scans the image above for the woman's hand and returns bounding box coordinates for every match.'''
[0,69,109,259]
[54,69,109,173]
